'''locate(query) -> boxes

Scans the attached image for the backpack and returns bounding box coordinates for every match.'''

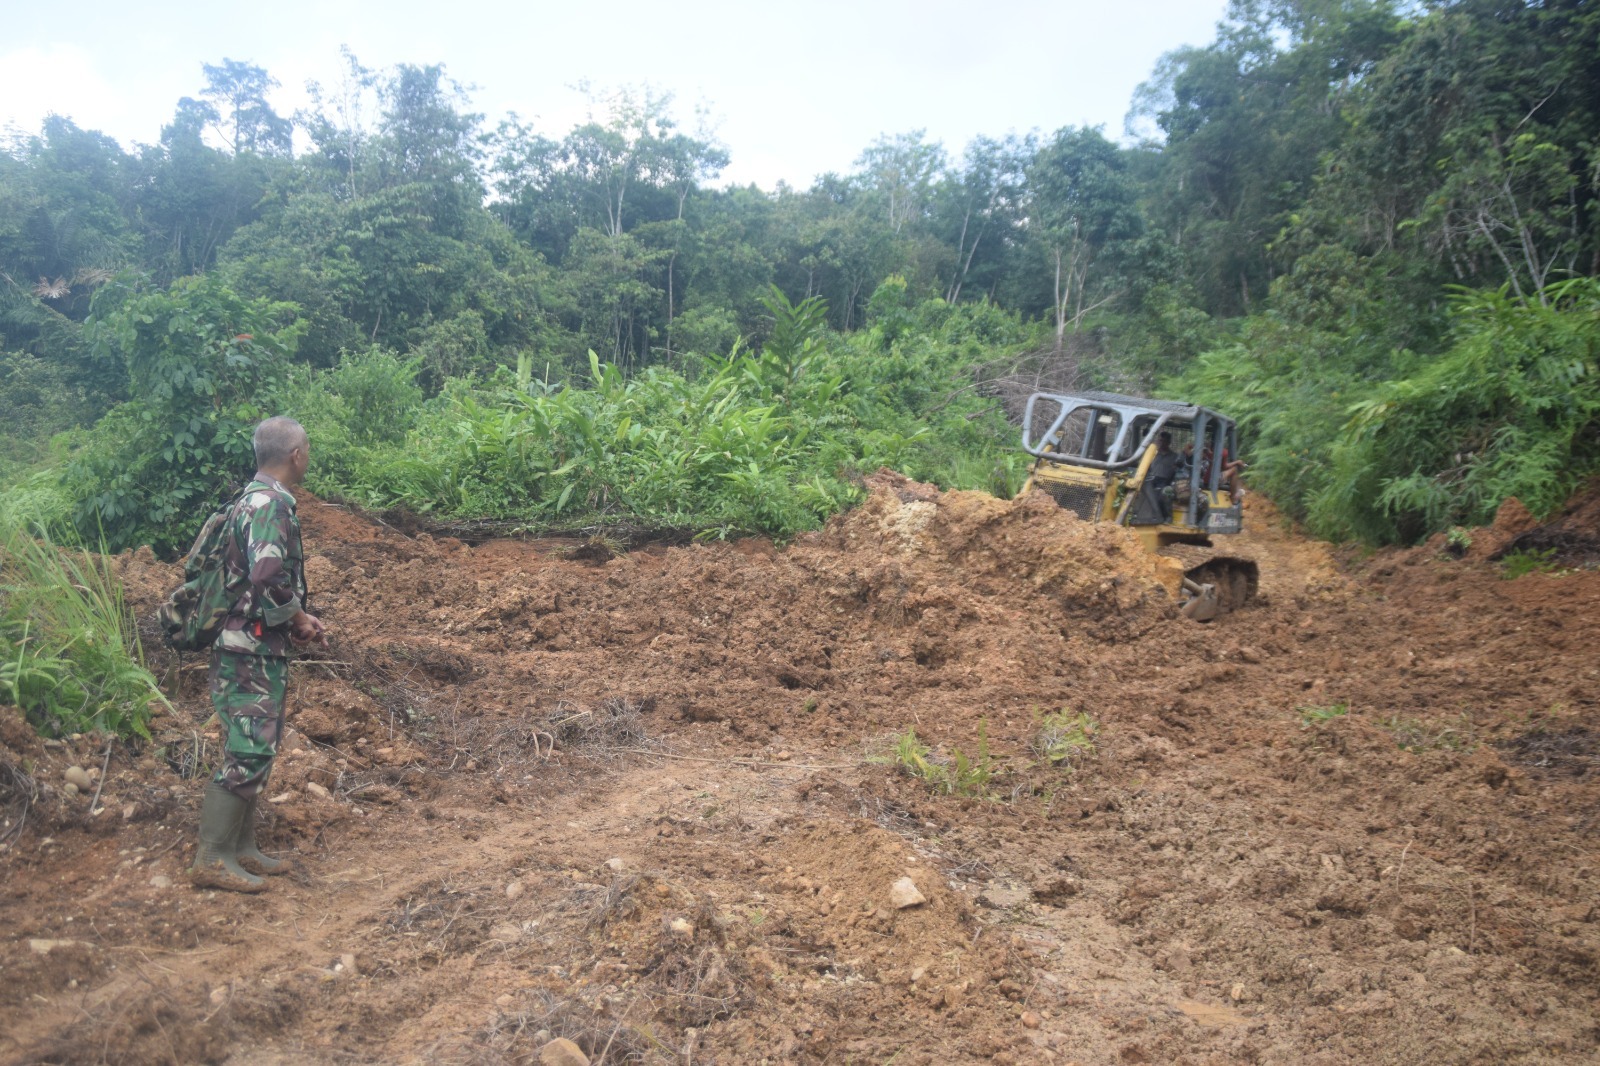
[157,498,249,652]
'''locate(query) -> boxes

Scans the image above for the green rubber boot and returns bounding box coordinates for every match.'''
[188,782,266,893]
[235,794,288,876]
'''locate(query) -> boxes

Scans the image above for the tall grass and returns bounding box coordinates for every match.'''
[0,484,167,739]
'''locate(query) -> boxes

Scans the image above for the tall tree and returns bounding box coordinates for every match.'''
[854,130,946,237]
[1296,0,1600,305]
[1027,127,1142,366]
[300,47,380,199]
[932,133,1033,303]
[200,59,293,157]
[1132,0,1399,316]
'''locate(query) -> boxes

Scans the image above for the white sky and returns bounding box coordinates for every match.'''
[0,0,1230,189]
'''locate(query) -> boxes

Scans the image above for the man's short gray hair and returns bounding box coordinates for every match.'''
[253,416,308,468]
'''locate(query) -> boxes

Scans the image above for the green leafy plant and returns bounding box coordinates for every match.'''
[221,295,1033,544]
[1298,702,1350,727]
[891,722,997,798]
[64,274,307,555]
[1444,526,1472,555]
[1030,708,1098,770]
[1500,547,1562,579]
[1175,278,1600,546]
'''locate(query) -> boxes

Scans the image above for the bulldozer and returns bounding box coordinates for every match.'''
[1020,391,1259,621]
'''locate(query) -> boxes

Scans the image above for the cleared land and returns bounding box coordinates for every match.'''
[4,475,1599,1064]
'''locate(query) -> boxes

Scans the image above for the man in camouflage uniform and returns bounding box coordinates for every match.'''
[189,416,328,892]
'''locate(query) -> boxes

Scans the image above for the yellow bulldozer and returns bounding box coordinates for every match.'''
[1020,391,1258,620]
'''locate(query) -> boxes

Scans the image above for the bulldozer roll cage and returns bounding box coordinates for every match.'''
[1021,391,1242,533]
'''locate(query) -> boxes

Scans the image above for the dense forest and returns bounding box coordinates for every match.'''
[2,0,1598,556]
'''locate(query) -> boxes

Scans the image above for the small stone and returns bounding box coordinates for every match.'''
[64,766,92,790]
[63,782,79,797]
[890,876,927,909]
[605,857,625,872]
[209,986,228,1005]
[655,883,671,897]
[340,953,358,974]
[122,803,137,820]
[910,966,927,984]
[506,880,525,900]
[150,874,172,889]
[495,993,515,1008]
[669,917,694,937]
[268,792,292,804]
[490,923,522,941]
[539,1036,591,1066]
[305,782,330,799]
[1230,982,1246,1002]
[1021,1010,1043,1029]
[775,751,792,761]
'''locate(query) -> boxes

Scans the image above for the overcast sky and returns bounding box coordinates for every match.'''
[0,0,1230,189]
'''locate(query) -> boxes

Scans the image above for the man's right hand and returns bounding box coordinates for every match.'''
[290,610,328,649]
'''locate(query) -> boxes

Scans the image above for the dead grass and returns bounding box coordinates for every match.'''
[547,696,651,754]
[417,872,745,1064]
[382,878,495,962]
[468,989,663,1065]
[1,757,39,849]
[435,695,654,782]
[161,729,218,782]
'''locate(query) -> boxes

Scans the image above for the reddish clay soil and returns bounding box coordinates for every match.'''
[3,473,1599,1065]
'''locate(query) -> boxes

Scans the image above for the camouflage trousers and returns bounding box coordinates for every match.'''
[208,651,288,800]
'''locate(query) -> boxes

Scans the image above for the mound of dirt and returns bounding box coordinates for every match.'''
[6,475,1600,1065]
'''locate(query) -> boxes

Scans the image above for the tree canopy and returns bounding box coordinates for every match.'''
[4,3,1600,548]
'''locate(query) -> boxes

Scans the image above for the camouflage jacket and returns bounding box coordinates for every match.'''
[215,474,306,658]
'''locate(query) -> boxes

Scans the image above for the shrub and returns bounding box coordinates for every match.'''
[63,274,306,555]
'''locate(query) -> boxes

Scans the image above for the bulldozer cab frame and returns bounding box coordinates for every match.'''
[1021,391,1242,534]
[1021,391,1257,620]
[1024,390,1248,534]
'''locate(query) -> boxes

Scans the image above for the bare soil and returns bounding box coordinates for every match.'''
[3,472,1599,1065]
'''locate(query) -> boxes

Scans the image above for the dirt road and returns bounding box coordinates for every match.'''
[3,474,1598,1064]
